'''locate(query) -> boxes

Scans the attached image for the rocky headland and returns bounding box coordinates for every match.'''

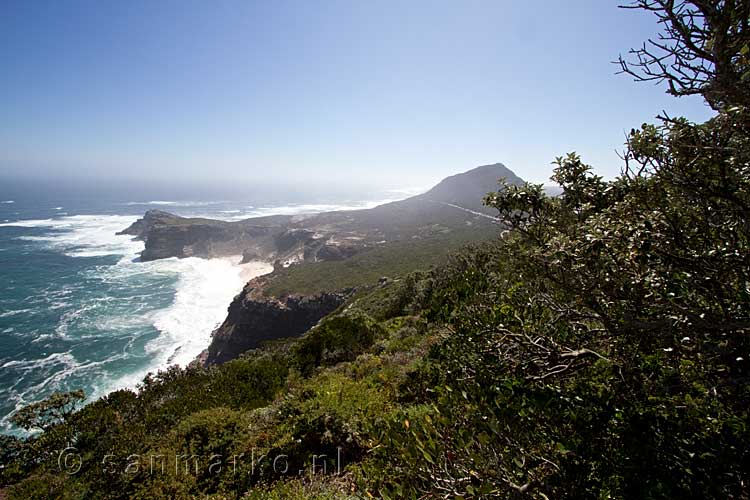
[198,276,348,365]
[119,163,522,365]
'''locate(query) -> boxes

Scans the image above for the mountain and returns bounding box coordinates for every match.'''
[411,163,521,213]
[118,163,522,264]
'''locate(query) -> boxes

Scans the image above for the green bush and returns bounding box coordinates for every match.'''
[293,315,382,376]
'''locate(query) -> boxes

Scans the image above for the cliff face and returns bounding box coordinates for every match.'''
[117,210,293,261]
[203,280,347,365]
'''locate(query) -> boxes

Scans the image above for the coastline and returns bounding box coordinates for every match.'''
[189,257,274,368]
[149,255,274,370]
[92,255,275,397]
[87,255,276,408]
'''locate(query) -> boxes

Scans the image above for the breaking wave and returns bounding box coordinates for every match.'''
[0,213,268,434]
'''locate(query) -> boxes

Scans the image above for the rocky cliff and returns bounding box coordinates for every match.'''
[117,210,293,261]
[118,163,521,264]
[202,278,347,365]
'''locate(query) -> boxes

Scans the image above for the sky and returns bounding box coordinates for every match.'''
[0,0,715,197]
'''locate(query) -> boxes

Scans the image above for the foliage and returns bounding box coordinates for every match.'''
[292,314,383,376]
[242,476,354,499]
[9,389,85,432]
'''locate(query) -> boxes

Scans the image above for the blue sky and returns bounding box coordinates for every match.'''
[0,0,714,194]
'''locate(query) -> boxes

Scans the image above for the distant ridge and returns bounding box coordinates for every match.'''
[410,163,523,214]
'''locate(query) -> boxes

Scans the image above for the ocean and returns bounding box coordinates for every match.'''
[0,194,407,436]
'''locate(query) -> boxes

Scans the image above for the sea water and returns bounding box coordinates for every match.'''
[0,196,402,435]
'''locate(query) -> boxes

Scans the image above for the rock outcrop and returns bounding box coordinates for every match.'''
[202,279,347,365]
[117,210,293,261]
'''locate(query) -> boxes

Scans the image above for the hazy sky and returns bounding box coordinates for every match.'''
[1,0,714,194]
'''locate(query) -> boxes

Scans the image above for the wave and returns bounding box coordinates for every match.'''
[147,258,269,368]
[213,198,401,221]
[0,257,270,435]
[129,200,179,205]
[83,256,271,402]
[123,200,225,207]
[148,257,264,365]
[0,218,55,227]
[0,351,76,371]
[0,349,137,434]
[0,200,14,204]
[3,214,142,257]
[0,308,33,318]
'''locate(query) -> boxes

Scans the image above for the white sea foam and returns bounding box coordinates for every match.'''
[1,351,76,372]
[212,198,400,221]
[17,225,267,396]
[121,200,180,206]
[123,200,224,207]
[0,308,33,318]
[0,213,274,434]
[0,218,55,227]
[149,257,245,364]
[384,185,431,197]
[7,351,131,424]
[0,200,14,204]
[86,256,272,400]
[4,214,142,257]
[252,199,398,215]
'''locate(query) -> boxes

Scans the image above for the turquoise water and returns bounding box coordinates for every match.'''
[0,196,400,435]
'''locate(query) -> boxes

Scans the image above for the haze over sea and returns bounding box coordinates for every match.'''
[0,185,420,435]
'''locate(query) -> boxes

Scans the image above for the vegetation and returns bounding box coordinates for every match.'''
[263,228,495,296]
[10,390,85,432]
[2,1,749,498]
